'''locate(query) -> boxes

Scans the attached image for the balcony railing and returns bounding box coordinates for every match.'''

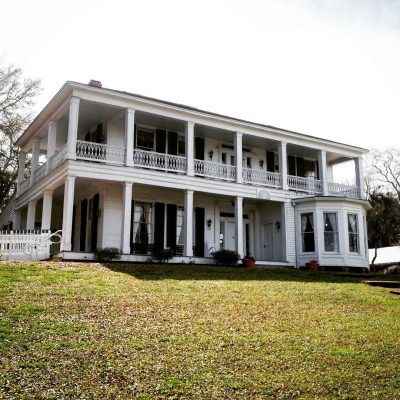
[242,168,281,187]
[133,149,187,173]
[194,159,236,181]
[288,175,322,194]
[76,140,125,165]
[19,140,362,200]
[328,182,360,198]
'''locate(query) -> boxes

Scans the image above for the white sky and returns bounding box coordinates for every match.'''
[1,0,400,155]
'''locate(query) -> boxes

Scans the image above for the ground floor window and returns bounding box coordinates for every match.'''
[301,213,315,252]
[133,202,153,246]
[348,213,359,253]
[324,212,338,252]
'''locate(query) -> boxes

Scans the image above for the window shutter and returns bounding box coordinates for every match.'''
[195,137,205,160]
[166,204,177,249]
[154,203,165,250]
[155,129,167,153]
[266,151,275,172]
[80,199,87,251]
[168,132,178,155]
[195,207,205,256]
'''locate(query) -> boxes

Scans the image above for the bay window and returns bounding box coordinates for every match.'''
[348,213,359,253]
[301,213,315,252]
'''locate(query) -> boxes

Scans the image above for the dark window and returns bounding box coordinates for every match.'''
[136,127,154,150]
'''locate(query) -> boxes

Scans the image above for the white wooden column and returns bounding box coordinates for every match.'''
[26,200,37,230]
[125,108,135,167]
[235,132,243,183]
[121,182,133,254]
[235,196,244,257]
[30,138,40,187]
[17,151,26,195]
[214,201,220,251]
[355,157,364,199]
[318,149,328,195]
[185,121,195,176]
[67,97,80,160]
[184,189,194,257]
[61,176,75,251]
[254,207,261,259]
[46,121,57,173]
[41,189,53,230]
[279,141,288,190]
[14,210,22,230]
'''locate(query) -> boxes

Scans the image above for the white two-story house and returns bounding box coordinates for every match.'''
[6,80,370,268]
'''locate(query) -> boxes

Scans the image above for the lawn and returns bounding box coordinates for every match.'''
[0,262,399,399]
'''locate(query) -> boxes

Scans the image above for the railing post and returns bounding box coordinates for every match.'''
[67,97,80,160]
[279,141,288,190]
[185,121,195,176]
[235,132,243,183]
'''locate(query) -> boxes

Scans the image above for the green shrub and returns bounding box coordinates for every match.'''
[152,248,174,263]
[94,247,121,261]
[211,249,240,265]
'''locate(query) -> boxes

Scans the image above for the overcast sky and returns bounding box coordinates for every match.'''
[1,0,400,152]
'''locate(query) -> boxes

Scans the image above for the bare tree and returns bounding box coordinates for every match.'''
[0,59,41,212]
[364,148,400,200]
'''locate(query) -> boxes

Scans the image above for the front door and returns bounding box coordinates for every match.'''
[261,223,273,260]
[225,221,235,250]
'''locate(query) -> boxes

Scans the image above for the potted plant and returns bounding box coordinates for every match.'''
[243,256,256,269]
[306,260,319,271]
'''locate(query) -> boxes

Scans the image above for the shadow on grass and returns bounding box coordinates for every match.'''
[101,263,371,284]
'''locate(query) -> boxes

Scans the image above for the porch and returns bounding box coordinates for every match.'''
[14,178,295,265]
[16,97,364,200]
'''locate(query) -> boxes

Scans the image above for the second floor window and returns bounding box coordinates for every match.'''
[136,127,154,150]
[324,212,338,252]
[348,213,359,253]
[301,213,315,252]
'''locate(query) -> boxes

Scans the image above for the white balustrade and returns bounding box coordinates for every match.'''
[287,175,322,194]
[18,179,30,195]
[49,144,68,170]
[242,168,281,187]
[133,149,187,173]
[194,159,236,181]
[76,140,125,165]
[33,163,47,183]
[328,182,360,199]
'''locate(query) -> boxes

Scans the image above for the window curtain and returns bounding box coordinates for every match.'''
[325,213,337,232]
[176,208,184,245]
[301,214,313,232]
[348,214,357,233]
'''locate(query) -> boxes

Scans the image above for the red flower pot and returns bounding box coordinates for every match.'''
[306,261,319,271]
[244,259,256,269]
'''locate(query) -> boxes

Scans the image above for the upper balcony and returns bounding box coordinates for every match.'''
[16,90,365,200]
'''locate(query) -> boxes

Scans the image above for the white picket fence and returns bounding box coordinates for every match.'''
[0,230,62,261]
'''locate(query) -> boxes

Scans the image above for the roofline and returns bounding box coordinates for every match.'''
[16,81,369,154]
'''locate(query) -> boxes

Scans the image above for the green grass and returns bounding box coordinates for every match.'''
[0,262,399,399]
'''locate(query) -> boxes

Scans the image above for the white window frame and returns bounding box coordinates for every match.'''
[323,212,339,253]
[348,213,360,254]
